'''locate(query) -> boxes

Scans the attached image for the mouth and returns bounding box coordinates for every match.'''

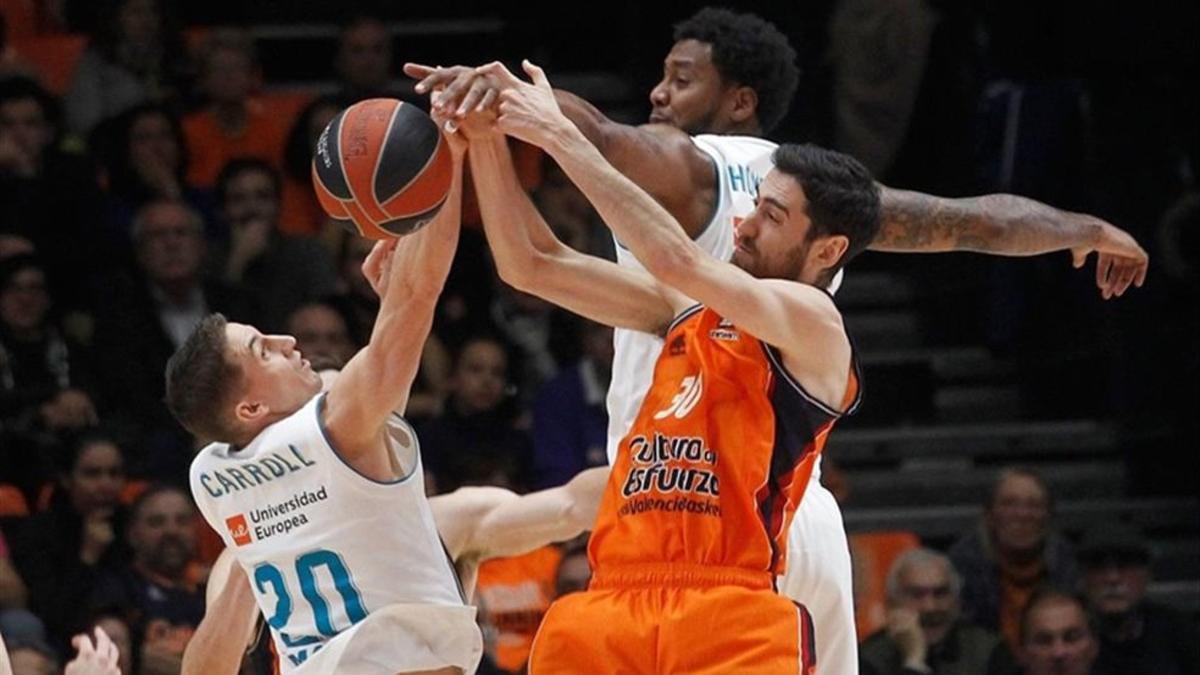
[649,111,670,125]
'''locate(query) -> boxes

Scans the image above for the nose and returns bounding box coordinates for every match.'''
[268,335,297,355]
[650,80,669,107]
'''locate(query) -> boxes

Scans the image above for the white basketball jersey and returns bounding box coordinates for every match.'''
[606,133,776,462]
[190,394,476,672]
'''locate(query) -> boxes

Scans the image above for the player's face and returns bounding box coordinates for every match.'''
[987,474,1050,555]
[1083,557,1148,616]
[223,169,280,228]
[894,562,960,647]
[649,40,730,134]
[129,491,195,578]
[65,441,125,516]
[1020,600,1098,675]
[731,171,825,284]
[226,322,323,420]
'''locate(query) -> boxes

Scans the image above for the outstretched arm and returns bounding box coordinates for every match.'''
[872,187,1148,298]
[405,62,716,237]
[466,122,683,334]
[434,467,609,564]
[323,128,464,477]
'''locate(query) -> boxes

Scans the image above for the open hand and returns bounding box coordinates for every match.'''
[1070,216,1149,299]
[476,60,572,149]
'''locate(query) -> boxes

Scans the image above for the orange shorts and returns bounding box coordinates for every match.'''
[528,564,817,675]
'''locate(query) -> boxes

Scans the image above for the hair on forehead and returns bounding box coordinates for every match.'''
[885,547,962,603]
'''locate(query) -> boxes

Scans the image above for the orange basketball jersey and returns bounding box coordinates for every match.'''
[590,305,861,578]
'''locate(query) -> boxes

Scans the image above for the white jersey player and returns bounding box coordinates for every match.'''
[167,121,479,674]
[411,11,1146,674]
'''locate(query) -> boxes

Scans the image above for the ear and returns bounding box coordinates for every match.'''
[729,85,758,124]
[813,235,850,272]
[234,398,269,425]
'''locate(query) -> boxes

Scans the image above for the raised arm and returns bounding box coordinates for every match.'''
[872,187,1148,298]
[489,61,852,409]
[404,62,716,237]
[434,467,609,564]
[323,129,464,477]
[466,123,682,334]
[182,549,258,675]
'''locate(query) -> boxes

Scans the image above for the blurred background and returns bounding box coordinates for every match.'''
[0,1,1195,673]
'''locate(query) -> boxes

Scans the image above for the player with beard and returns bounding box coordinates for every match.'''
[408,8,1147,673]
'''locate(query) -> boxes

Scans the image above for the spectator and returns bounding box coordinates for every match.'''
[92,199,253,474]
[182,29,286,189]
[859,548,1017,675]
[9,432,128,650]
[92,103,214,250]
[1017,590,1098,675]
[333,15,397,102]
[3,634,57,675]
[215,158,337,332]
[418,334,531,493]
[91,485,203,675]
[531,320,611,489]
[63,0,190,136]
[1077,525,1200,674]
[285,299,357,370]
[0,254,100,436]
[949,468,1079,650]
[0,77,104,309]
[280,95,345,238]
[82,613,133,675]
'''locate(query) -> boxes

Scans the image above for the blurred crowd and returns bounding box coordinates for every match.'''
[0,1,1195,674]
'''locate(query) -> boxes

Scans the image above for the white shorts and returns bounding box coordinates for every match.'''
[777,462,858,675]
[289,603,482,675]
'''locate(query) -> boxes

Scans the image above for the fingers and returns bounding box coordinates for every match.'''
[456,78,494,117]
[1134,259,1148,287]
[1071,248,1088,269]
[1096,252,1116,299]
[522,59,551,90]
[475,61,519,87]
[438,70,483,115]
[403,62,435,79]
[476,88,498,113]
[94,626,118,665]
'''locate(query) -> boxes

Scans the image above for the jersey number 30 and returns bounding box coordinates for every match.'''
[254,549,368,639]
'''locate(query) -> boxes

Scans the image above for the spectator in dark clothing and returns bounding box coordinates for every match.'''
[10,432,129,651]
[215,158,337,332]
[333,15,402,104]
[1078,525,1200,675]
[92,103,216,254]
[1016,590,1099,675]
[91,484,203,675]
[418,334,532,493]
[860,548,1018,675]
[0,77,105,310]
[0,255,100,433]
[285,299,358,372]
[280,95,346,238]
[531,320,611,489]
[92,198,254,476]
[62,0,191,136]
[949,468,1079,651]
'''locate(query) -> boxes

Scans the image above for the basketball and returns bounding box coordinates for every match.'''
[311,98,453,238]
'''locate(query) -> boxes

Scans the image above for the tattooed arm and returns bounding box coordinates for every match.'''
[870,187,1148,298]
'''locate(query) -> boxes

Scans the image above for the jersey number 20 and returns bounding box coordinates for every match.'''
[254,549,368,638]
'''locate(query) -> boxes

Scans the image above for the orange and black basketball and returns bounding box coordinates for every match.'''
[311,98,453,238]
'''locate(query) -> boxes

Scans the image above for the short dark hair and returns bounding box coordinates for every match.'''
[216,157,282,207]
[771,144,881,279]
[129,483,193,524]
[1019,588,1095,644]
[673,8,800,133]
[165,313,241,442]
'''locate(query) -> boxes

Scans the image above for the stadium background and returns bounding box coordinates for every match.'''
[0,0,1195,672]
